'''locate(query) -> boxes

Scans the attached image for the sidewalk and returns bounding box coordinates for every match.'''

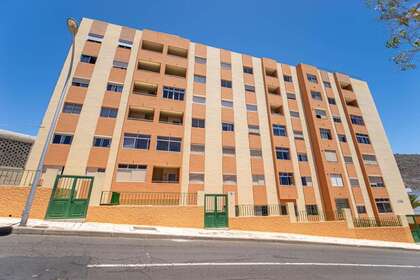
[1,217,419,251]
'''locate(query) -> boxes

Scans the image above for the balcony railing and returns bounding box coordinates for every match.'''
[100,191,197,206]
[0,168,37,186]
[235,204,288,217]
[296,210,326,222]
[353,216,402,228]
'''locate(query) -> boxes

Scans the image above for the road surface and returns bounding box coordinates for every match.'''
[0,234,419,279]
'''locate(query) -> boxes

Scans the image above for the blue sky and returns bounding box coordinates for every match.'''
[0,0,419,153]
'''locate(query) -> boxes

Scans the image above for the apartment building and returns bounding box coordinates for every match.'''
[25,18,413,221]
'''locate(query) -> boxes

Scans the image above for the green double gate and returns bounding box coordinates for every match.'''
[45,175,94,219]
[204,194,228,228]
[407,215,420,243]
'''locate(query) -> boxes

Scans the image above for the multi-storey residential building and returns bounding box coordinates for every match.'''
[25,18,413,221]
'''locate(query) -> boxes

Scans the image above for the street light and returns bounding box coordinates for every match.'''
[19,18,79,226]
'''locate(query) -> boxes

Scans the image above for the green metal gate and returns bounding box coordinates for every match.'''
[204,194,228,228]
[45,175,94,219]
[407,215,420,243]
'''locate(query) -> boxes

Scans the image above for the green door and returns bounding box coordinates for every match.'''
[407,215,420,243]
[204,194,228,228]
[46,175,94,219]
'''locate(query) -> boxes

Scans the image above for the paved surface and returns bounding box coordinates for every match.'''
[0,234,420,280]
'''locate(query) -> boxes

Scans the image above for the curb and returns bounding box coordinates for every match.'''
[11,227,420,251]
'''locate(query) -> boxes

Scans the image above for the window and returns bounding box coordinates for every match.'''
[320,128,332,140]
[250,149,262,157]
[252,175,265,185]
[245,85,255,92]
[375,198,392,213]
[357,205,367,214]
[52,134,73,144]
[248,125,260,135]
[118,39,132,49]
[369,176,385,187]
[356,133,371,144]
[93,137,111,148]
[80,54,97,64]
[222,122,234,132]
[351,115,365,126]
[279,172,294,185]
[156,136,182,152]
[87,33,103,43]
[349,178,359,187]
[246,104,258,112]
[363,154,377,165]
[152,167,179,183]
[311,91,322,101]
[306,205,318,215]
[287,93,296,100]
[273,124,287,136]
[323,81,331,88]
[116,164,147,182]
[294,130,304,140]
[100,107,118,118]
[254,205,269,216]
[344,156,353,163]
[72,77,89,88]
[335,199,350,211]
[223,175,237,185]
[223,146,235,156]
[276,147,290,160]
[63,103,82,114]
[221,100,233,108]
[297,153,308,162]
[315,109,327,119]
[221,62,231,70]
[192,118,205,128]
[243,66,253,74]
[333,116,342,123]
[283,75,293,82]
[107,83,124,93]
[113,60,128,70]
[163,86,185,101]
[330,174,344,187]
[290,111,300,118]
[221,79,232,88]
[325,150,337,162]
[194,75,206,83]
[338,134,347,143]
[192,95,206,104]
[328,97,336,105]
[301,176,313,187]
[307,74,318,83]
[191,144,205,154]
[195,56,206,64]
[189,173,204,184]
[123,133,150,149]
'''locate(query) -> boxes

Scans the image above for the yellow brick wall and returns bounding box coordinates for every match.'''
[86,206,204,228]
[0,186,51,219]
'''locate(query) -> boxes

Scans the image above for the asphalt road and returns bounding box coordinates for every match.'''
[0,234,419,280]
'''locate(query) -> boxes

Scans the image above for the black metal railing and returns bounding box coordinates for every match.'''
[0,168,36,186]
[100,191,197,206]
[296,210,326,222]
[353,216,402,228]
[235,204,288,217]
[334,210,345,221]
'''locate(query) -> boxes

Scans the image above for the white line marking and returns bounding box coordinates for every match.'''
[87,262,420,269]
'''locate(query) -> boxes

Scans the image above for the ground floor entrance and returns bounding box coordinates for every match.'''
[204,194,228,228]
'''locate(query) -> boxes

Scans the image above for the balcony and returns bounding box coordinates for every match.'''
[165,64,187,78]
[265,68,278,78]
[270,105,284,116]
[138,60,161,73]
[267,86,281,95]
[167,46,188,58]
[152,167,180,183]
[159,111,183,125]
[141,40,164,53]
[128,107,154,122]
[132,82,158,96]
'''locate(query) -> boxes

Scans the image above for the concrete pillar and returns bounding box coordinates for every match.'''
[287,202,297,223]
[197,191,205,206]
[343,208,354,229]
[88,173,106,206]
[39,168,60,188]
[227,192,236,218]
[398,215,409,227]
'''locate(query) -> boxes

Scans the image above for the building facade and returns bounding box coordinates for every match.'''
[25,18,413,220]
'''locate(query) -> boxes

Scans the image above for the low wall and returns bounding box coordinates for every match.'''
[229,216,414,243]
[86,206,204,228]
[0,186,51,219]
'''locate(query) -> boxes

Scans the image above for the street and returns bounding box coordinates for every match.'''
[0,234,419,280]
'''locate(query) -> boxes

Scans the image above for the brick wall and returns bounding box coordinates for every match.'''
[0,186,51,219]
[229,216,414,243]
[86,206,204,228]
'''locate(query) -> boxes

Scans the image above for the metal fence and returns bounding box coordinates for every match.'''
[334,210,345,221]
[235,204,288,217]
[0,168,36,186]
[353,216,402,228]
[296,210,326,222]
[100,191,198,206]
